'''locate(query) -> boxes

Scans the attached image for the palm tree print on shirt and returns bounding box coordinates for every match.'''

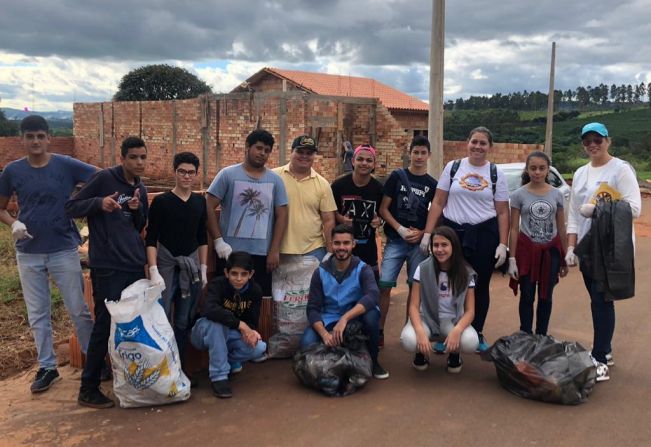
[248,200,269,238]
[234,187,261,237]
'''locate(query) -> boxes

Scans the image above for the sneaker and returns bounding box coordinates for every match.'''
[77,388,115,409]
[412,353,429,371]
[378,329,385,349]
[447,354,463,374]
[229,361,243,374]
[210,379,233,398]
[433,341,446,354]
[250,353,268,363]
[30,368,61,393]
[372,363,390,380]
[475,333,489,353]
[605,352,614,367]
[591,356,610,382]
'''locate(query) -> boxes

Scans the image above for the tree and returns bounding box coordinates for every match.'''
[113,64,212,101]
[0,109,18,136]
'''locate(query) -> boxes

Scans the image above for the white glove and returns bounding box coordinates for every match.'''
[148,266,166,288]
[507,257,518,279]
[419,232,431,255]
[494,243,508,268]
[214,237,232,260]
[11,220,33,241]
[565,246,577,267]
[397,225,411,240]
[200,264,208,287]
[579,203,596,218]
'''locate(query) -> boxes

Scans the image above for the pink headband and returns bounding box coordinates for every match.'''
[354,144,376,160]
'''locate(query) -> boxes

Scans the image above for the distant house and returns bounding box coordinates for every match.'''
[231,67,429,138]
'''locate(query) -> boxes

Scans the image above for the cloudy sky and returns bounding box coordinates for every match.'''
[1,0,650,111]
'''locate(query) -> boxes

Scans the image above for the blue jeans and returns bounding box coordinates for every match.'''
[300,308,381,365]
[161,270,200,366]
[191,318,267,382]
[15,249,94,370]
[582,273,614,364]
[81,268,145,391]
[304,246,327,263]
[379,238,425,287]
[518,249,560,335]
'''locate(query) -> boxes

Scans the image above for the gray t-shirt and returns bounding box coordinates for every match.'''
[207,163,288,256]
[0,154,96,254]
[511,186,564,243]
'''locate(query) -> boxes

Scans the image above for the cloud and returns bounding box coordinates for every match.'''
[0,0,650,109]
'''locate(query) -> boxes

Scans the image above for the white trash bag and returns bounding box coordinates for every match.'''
[268,255,320,358]
[106,279,191,408]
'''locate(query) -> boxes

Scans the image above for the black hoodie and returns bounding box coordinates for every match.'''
[65,166,148,271]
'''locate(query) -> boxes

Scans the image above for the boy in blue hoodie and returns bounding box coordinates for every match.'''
[65,136,148,409]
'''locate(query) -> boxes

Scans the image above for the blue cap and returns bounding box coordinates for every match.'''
[581,122,608,138]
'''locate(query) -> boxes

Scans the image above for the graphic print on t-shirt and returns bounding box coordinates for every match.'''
[527,199,554,242]
[227,180,273,239]
[340,195,376,242]
[458,173,489,192]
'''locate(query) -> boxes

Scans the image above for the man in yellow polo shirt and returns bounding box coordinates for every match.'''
[273,135,336,260]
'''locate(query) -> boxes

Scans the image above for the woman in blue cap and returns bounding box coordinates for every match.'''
[565,122,641,382]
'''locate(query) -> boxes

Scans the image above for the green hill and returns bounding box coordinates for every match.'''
[444,107,651,175]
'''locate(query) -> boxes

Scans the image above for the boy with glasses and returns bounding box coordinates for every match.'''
[146,152,208,377]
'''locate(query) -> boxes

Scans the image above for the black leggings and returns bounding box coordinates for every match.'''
[443,217,499,334]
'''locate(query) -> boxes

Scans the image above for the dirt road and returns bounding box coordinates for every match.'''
[2,201,650,447]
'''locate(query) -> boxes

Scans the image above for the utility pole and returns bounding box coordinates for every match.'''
[544,41,556,159]
[427,0,445,177]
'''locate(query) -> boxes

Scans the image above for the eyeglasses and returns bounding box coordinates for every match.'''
[176,168,197,177]
[582,136,604,146]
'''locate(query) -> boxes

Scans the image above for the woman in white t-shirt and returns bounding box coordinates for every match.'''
[422,127,510,352]
[566,122,642,382]
[400,226,479,374]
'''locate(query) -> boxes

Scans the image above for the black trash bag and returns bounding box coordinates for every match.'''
[293,321,373,397]
[481,332,597,405]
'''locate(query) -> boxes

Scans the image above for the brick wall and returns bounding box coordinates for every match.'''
[442,140,544,165]
[0,136,75,169]
[0,94,544,184]
[391,110,429,134]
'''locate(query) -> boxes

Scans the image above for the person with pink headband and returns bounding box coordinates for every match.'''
[330,144,387,370]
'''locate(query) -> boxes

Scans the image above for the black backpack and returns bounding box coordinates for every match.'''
[449,159,498,195]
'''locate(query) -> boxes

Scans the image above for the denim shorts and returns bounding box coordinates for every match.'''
[379,238,426,288]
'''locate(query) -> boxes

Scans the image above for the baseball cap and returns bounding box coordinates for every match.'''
[291,135,318,151]
[581,122,608,138]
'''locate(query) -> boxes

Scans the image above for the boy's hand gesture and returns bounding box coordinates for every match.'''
[127,189,140,211]
[102,192,121,213]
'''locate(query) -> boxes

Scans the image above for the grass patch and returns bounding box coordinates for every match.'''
[0,224,72,378]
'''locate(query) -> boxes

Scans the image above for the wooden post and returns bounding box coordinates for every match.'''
[200,96,209,189]
[427,0,445,177]
[99,104,104,167]
[544,42,556,160]
[172,100,177,156]
[279,94,287,166]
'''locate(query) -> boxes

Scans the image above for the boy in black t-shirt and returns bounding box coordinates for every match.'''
[331,144,384,280]
[190,252,267,398]
[378,136,437,345]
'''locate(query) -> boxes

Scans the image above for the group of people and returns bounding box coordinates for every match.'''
[0,114,640,408]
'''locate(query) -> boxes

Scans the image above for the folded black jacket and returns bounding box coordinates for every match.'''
[576,200,635,301]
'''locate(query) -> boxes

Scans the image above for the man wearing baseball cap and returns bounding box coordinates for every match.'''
[273,135,336,261]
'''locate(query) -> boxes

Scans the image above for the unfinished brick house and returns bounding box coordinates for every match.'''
[232,67,430,139]
[0,68,542,186]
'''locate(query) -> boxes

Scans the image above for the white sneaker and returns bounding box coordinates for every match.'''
[605,352,614,367]
[591,356,610,382]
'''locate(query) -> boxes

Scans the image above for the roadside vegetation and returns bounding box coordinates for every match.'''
[0,225,71,379]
